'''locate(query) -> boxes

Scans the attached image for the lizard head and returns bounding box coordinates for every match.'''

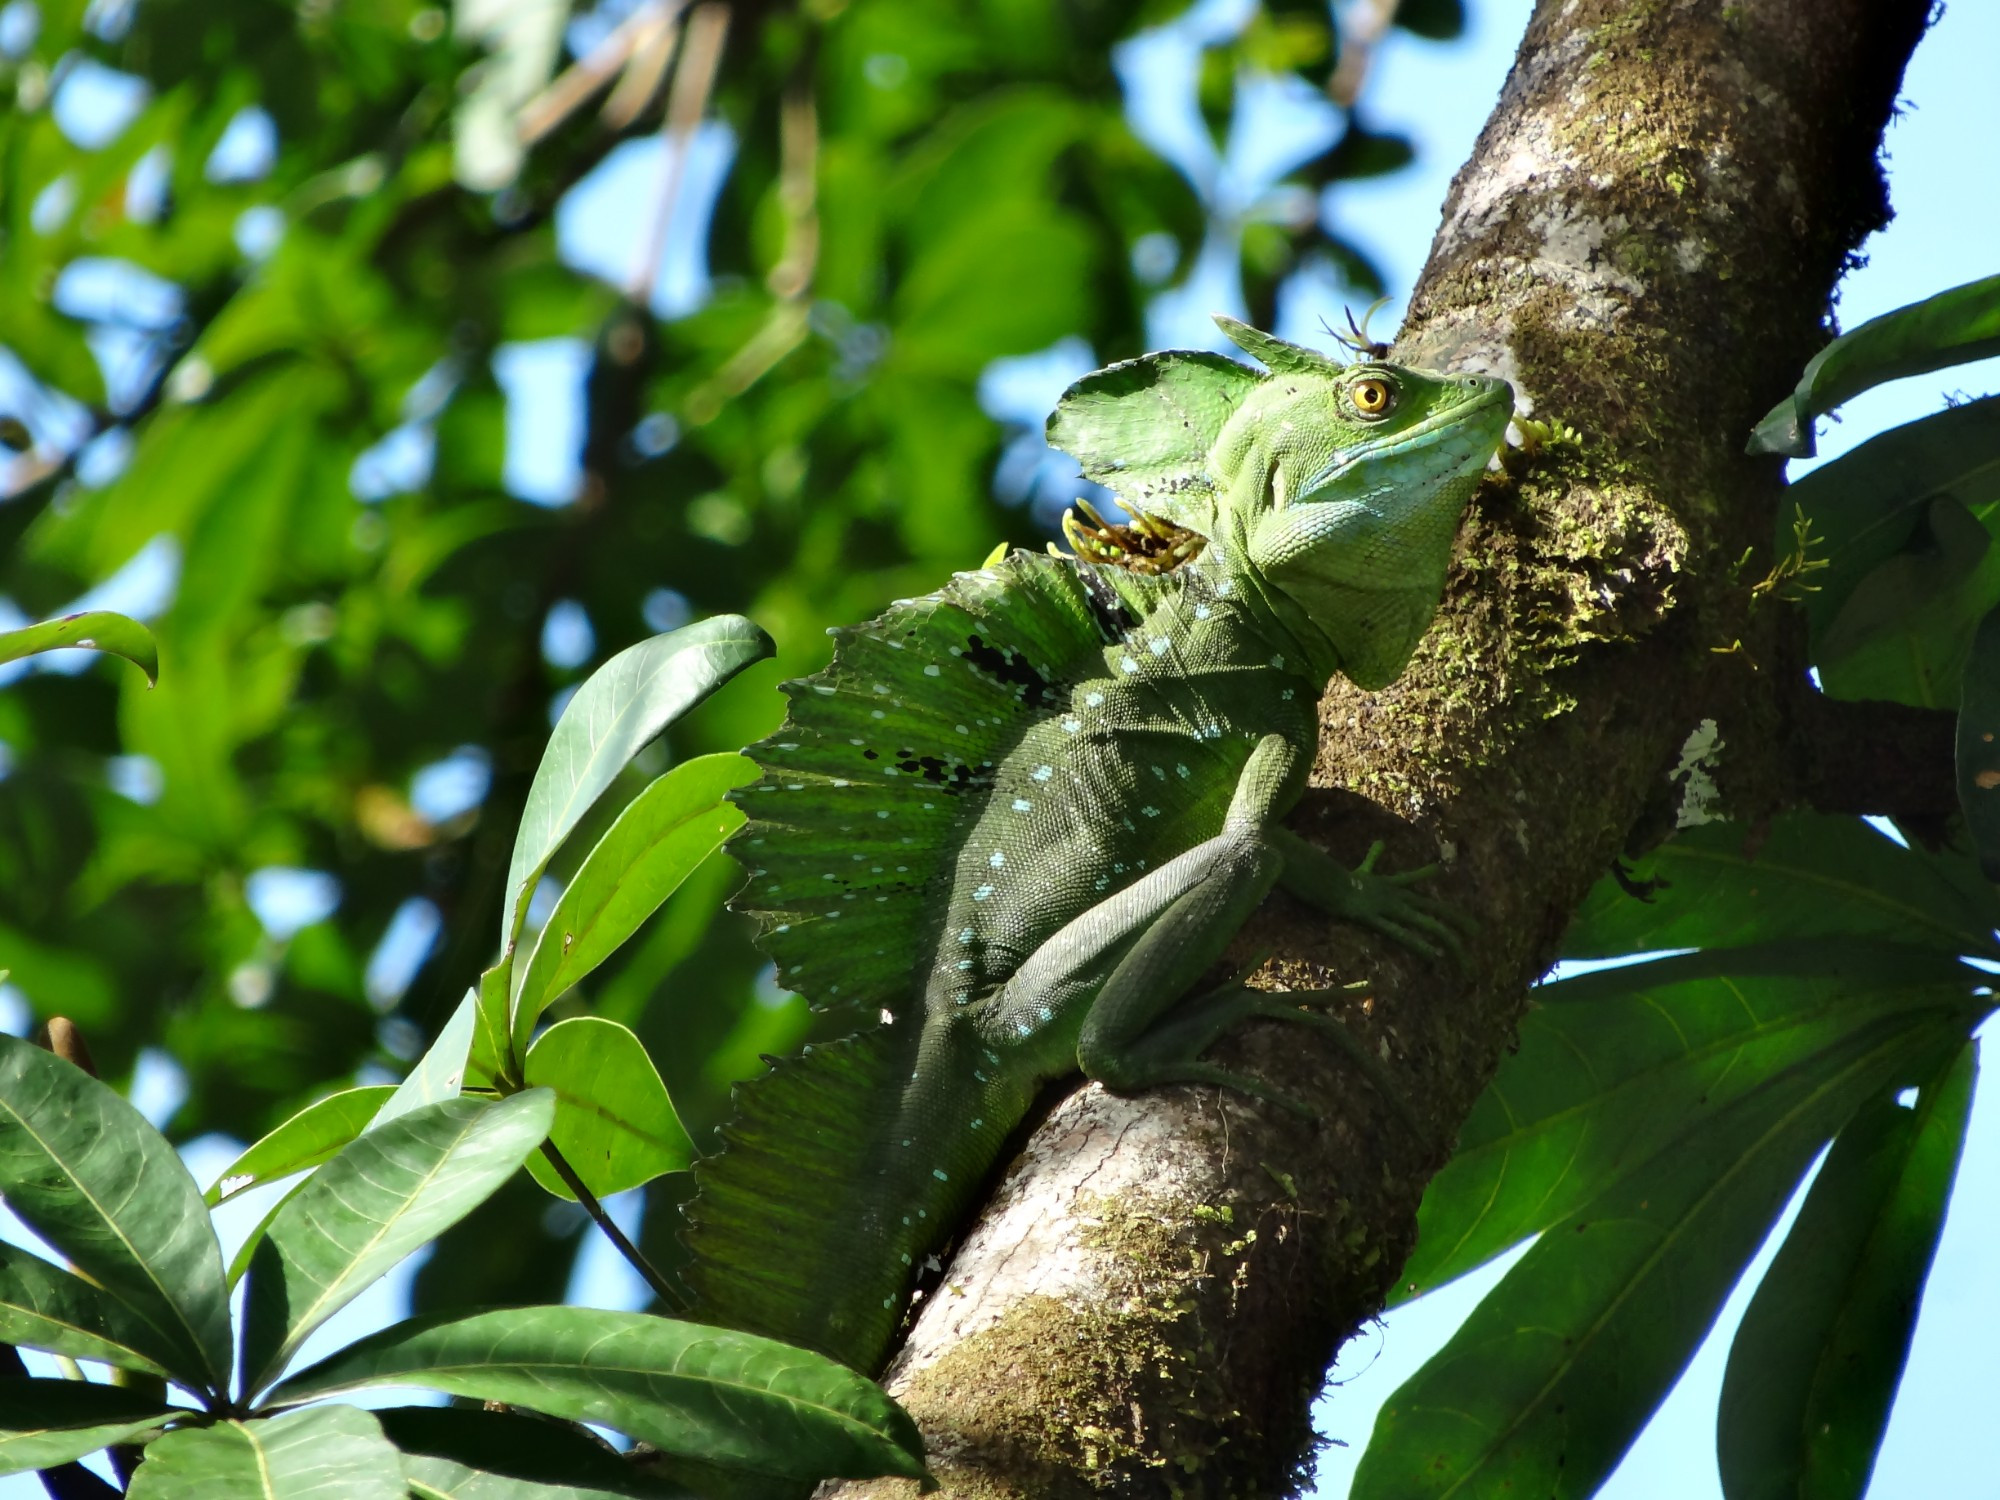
[1047,316,1514,689]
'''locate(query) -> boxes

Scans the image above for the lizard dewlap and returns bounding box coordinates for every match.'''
[681,316,1512,1372]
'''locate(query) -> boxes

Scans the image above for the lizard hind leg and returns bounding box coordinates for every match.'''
[1063,821,1433,1131]
[1071,837,1365,1120]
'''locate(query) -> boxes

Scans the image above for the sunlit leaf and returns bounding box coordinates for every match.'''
[1357,1014,1953,1500]
[203,1086,396,1206]
[0,612,158,684]
[0,1242,187,1381]
[502,618,774,955]
[269,1306,930,1485]
[126,1405,405,1500]
[522,1017,692,1202]
[1561,814,1998,961]
[1399,940,1987,1302]
[376,995,478,1128]
[0,1036,232,1394]
[1718,1042,1976,1500]
[1749,274,2000,457]
[472,964,516,1091]
[511,752,756,1044]
[239,1091,555,1396]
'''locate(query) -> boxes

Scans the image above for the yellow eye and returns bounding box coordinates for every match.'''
[1351,376,1395,417]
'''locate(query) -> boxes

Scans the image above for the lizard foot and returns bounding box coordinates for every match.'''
[1277,833,1475,966]
[1099,978,1431,1143]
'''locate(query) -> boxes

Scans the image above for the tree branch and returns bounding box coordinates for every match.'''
[1786,690,1958,826]
[825,2,1939,1495]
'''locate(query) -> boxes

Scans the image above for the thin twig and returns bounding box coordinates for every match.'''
[626,3,731,304]
[599,7,682,132]
[1329,0,1399,108]
[680,81,818,423]
[517,0,682,146]
[536,1141,681,1308]
[765,84,818,301]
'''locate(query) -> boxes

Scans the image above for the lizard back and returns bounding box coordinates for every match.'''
[681,549,1317,1368]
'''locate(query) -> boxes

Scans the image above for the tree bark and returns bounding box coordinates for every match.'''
[824,2,1937,1493]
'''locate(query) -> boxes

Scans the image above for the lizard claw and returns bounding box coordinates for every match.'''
[1275,830,1476,966]
[1327,846,1475,966]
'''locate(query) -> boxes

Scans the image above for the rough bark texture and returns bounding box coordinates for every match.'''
[823,1,1937,1494]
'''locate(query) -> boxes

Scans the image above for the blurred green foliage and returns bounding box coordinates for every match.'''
[0,0,1445,1306]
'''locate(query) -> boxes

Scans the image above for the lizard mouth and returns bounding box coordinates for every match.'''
[1294,376,1512,502]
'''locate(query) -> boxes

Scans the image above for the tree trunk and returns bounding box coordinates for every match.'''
[824,1,1937,1493]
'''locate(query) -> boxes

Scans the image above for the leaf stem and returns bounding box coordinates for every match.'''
[536,1141,681,1308]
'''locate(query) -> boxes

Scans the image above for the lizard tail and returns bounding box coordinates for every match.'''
[680,1019,920,1370]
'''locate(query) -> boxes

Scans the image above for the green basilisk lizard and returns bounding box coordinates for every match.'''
[681,316,1513,1373]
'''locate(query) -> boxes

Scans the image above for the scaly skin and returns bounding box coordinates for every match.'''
[681,319,1513,1372]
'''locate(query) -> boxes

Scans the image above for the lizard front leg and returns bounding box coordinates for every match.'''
[980,736,1430,1120]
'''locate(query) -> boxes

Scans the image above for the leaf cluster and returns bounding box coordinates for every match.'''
[0,624,932,1494]
[0,1028,927,1495]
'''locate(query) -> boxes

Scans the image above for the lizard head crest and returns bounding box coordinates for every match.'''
[1048,316,1513,688]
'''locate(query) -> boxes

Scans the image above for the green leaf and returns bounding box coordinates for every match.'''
[376,995,477,1128]
[126,1406,405,1500]
[1718,1041,1976,1500]
[1399,940,1984,1302]
[1815,494,2000,706]
[0,1036,233,1394]
[269,1306,930,1486]
[239,1091,556,1396]
[522,1018,692,1202]
[892,212,1095,379]
[472,965,517,1091]
[0,612,159,684]
[377,1406,667,1499]
[512,752,757,1045]
[0,1379,177,1476]
[0,1242,188,1380]
[1560,814,1998,961]
[203,1086,397,1207]
[1355,1013,1950,1500]
[1780,396,2000,645]
[1323,123,1417,180]
[1958,606,2000,881]
[1749,274,2000,457]
[502,618,774,957]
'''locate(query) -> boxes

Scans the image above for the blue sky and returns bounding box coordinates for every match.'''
[3,0,1997,1493]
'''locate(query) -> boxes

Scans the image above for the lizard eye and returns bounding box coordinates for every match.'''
[1350,376,1396,417]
